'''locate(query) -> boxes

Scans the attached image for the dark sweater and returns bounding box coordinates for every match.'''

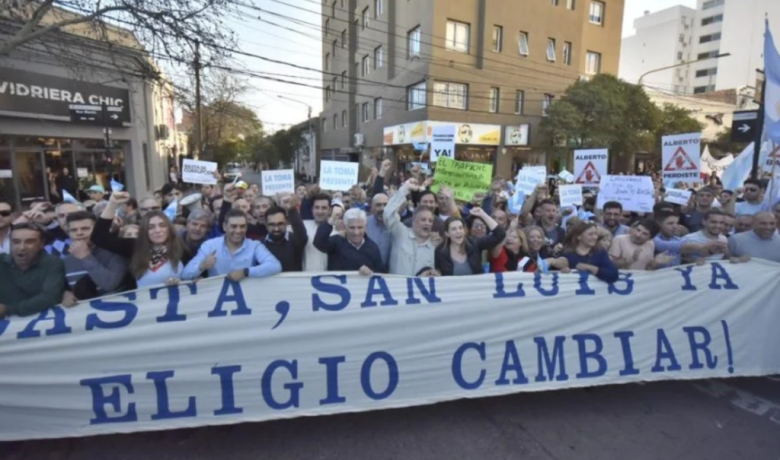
[435,226,506,276]
[263,209,308,272]
[313,223,385,273]
[0,252,65,317]
[562,249,619,283]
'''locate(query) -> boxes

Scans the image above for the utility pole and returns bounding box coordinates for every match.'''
[101,102,111,161]
[751,70,766,180]
[194,39,203,159]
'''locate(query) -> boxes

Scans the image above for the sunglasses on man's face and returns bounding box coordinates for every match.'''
[141,206,161,212]
[0,210,12,217]
[745,187,759,192]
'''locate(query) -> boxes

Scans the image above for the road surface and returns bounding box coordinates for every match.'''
[2,377,779,460]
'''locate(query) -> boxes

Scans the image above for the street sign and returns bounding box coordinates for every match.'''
[731,110,759,143]
[69,104,125,127]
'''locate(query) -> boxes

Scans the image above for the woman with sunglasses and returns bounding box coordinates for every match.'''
[93,192,191,287]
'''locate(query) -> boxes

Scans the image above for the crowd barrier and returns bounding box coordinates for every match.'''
[1,261,780,441]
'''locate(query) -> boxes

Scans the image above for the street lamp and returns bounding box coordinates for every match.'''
[278,95,313,177]
[638,52,731,87]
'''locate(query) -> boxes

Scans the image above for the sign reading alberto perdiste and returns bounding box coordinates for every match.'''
[662,133,701,184]
[574,149,609,185]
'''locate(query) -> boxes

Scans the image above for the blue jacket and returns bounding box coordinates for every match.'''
[313,223,385,273]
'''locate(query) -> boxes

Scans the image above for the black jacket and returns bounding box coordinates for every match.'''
[313,223,385,273]
[263,209,308,272]
[435,226,506,276]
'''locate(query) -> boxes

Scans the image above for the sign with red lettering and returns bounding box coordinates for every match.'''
[662,133,701,184]
[574,149,608,185]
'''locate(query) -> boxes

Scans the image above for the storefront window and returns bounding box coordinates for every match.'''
[0,150,15,205]
[14,149,47,205]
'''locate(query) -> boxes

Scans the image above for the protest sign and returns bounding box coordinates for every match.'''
[597,175,656,213]
[559,184,583,208]
[261,169,295,195]
[574,149,608,185]
[77,168,89,178]
[664,189,693,206]
[662,133,701,184]
[0,169,11,178]
[319,161,359,191]
[2,262,780,441]
[430,125,456,163]
[182,159,218,185]
[558,170,575,183]
[432,156,492,202]
[515,167,547,196]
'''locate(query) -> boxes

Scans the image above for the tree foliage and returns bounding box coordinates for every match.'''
[540,74,704,163]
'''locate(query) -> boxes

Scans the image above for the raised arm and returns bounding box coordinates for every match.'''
[384,180,414,236]
[470,207,506,251]
[93,192,133,259]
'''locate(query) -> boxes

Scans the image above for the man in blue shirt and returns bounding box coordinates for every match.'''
[653,210,719,268]
[182,209,282,282]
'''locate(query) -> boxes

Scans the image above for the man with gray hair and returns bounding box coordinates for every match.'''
[366,192,391,265]
[314,207,384,275]
[727,212,780,262]
[180,208,214,255]
[384,179,437,276]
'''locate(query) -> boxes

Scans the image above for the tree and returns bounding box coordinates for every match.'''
[540,74,703,169]
[251,127,304,169]
[0,0,236,69]
[708,127,749,157]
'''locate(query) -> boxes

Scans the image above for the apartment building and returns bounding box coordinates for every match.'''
[319,0,625,178]
[620,0,780,95]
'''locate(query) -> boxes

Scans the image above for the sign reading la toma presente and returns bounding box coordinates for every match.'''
[0,67,131,123]
[1,262,779,441]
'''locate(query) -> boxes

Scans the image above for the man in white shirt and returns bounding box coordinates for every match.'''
[303,192,335,272]
[384,179,437,276]
[0,201,12,254]
[735,179,764,217]
[682,209,729,262]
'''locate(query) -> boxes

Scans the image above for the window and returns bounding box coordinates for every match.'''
[408,26,421,58]
[492,25,503,52]
[695,68,718,78]
[699,32,721,43]
[325,19,330,35]
[332,77,338,94]
[340,0,344,6]
[693,85,716,94]
[697,50,720,60]
[589,1,604,25]
[563,41,572,65]
[446,20,470,53]
[585,51,601,74]
[433,81,468,110]
[551,0,559,5]
[677,51,683,60]
[515,90,524,114]
[325,52,330,71]
[341,71,347,89]
[333,114,337,130]
[375,0,383,18]
[547,38,556,61]
[322,118,327,132]
[543,94,553,116]
[374,46,384,69]
[374,98,383,119]
[489,87,500,113]
[332,40,337,57]
[331,1,336,18]
[408,81,427,110]
[518,31,529,56]
[679,34,685,44]
[567,0,576,10]
[341,110,347,127]
[362,102,370,122]
[341,30,347,48]
[701,14,723,26]
[362,55,370,77]
[325,85,331,102]
[702,0,724,10]
[362,7,369,30]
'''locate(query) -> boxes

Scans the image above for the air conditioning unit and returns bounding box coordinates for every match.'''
[354,133,365,147]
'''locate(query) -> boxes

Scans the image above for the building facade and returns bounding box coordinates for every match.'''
[0,17,175,208]
[621,0,780,95]
[319,0,625,178]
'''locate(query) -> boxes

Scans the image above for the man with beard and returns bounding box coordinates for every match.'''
[0,222,65,318]
[384,179,437,276]
[263,197,308,272]
[735,179,764,217]
[601,201,629,237]
[608,219,674,270]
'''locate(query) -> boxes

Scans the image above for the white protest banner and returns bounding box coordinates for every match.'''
[559,184,583,208]
[319,160,359,191]
[430,125,456,163]
[0,169,11,178]
[515,167,547,196]
[182,159,218,185]
[597,175,656,213]
[2,262,780,441]
[664,189,693,206]
[662,133,701,184]
[261,169,295,195]
[574,149,609,185]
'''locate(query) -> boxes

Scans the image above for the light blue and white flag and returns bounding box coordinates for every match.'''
[721,142,758,191]
[62,189,79,204]
[164,199,178,221]
[763,20,780,139]
[507,191,524,215]
[110,179,124,192]
[537,254,549,274]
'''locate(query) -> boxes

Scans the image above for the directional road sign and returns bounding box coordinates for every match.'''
[730,110,758,143]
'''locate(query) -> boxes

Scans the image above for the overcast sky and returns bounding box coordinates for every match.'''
[217,0,699,132]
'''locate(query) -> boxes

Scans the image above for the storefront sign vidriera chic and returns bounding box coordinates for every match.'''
[0,67,131,125]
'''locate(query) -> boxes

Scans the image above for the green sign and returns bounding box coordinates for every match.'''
[432,156,493,202]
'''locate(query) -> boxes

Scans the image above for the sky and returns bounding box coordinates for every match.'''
[215,0,700,133]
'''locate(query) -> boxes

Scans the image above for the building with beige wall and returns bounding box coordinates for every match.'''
[319,0,625,180]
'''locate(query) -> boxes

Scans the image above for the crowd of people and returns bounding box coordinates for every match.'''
[1,160,779,319]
